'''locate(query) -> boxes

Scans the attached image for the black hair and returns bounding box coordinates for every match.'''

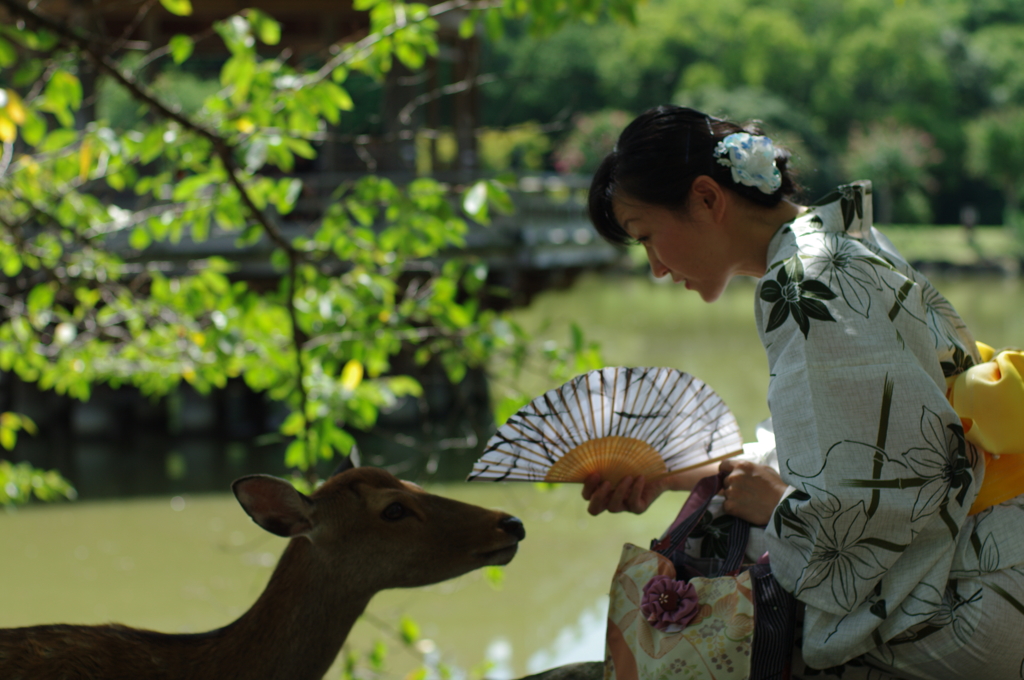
[587,105,798,245]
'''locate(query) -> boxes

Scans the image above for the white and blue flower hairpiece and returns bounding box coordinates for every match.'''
[713,132,782,195]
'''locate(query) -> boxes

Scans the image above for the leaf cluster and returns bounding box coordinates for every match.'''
[0,0,616,490]
[0,412,76,506]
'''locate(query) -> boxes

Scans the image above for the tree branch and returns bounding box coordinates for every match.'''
[2,0,316,475]
[108,0,159,56]
[132,24,219,71]
[0,142,13,180]
[0,0,295,255]
[296,0,504,88]
[83,200,193,239]
[398,73,497,125]
[0,210,64,285]
[1,0,215,141]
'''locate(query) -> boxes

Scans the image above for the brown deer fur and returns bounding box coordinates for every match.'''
[0,467,525,680]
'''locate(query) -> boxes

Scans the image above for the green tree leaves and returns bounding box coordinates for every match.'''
[160,0,193,17]
[169,35,194,64]
[0,413,76,506]
[483,0,1024,223]
[40,70,82,128]
[0,0,614,497]
[247,10,282,46]
[0,412,34,452]
[462,179,513,225]
[966,106,1024,226]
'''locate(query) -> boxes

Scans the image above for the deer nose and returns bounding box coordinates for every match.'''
[500,516,526,541]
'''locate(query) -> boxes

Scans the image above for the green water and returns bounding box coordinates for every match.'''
[2,272,1022,679]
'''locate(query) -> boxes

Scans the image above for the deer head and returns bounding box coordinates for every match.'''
[232,466,525,593]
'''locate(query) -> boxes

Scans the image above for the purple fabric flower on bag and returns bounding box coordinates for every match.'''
[640,575,700,633]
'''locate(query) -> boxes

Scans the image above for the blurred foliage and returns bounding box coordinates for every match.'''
[842,120,943,224]
[477,124,551,172]
[415,124,551,174]
[415,130,459,175]
[550,110,629,175]
[480,0,1024,225]
[0,412,76,506]
[966,106,1024,231]
[0,0,624,496]
[492,320,603,426]
[345,607,506,680]
[96,63,225,132]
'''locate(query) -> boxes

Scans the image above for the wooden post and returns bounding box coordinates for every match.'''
[452,33,478,177]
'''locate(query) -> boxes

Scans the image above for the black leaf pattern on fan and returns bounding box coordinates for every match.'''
[467,367,744,483]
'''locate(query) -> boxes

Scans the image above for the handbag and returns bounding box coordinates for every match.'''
[604,472,797,680]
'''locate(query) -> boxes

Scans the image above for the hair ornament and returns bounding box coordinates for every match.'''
[714,132,782,195]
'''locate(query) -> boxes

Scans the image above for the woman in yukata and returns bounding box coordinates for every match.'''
[581,104,1024,679]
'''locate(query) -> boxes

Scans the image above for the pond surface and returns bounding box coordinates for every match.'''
[2,271,1022,679]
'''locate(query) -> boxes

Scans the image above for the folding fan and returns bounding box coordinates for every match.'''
[468,367,744,484]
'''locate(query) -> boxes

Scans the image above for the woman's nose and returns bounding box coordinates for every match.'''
[646,250,669,278]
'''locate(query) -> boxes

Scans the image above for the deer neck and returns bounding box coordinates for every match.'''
[209,538,375,680]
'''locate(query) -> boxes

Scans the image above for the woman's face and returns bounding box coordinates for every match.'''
[612,193,739,303]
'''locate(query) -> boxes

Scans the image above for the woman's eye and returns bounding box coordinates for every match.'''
[381,502,406,521]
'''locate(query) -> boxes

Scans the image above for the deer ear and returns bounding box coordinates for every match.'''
[329,444,361,478]
[233,475,314,538]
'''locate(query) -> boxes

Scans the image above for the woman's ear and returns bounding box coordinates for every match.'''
[689,175,728,224]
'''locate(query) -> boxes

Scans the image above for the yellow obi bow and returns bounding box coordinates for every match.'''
[946,342,1024,515]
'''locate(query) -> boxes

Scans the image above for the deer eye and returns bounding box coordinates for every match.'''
[381,502,406,521]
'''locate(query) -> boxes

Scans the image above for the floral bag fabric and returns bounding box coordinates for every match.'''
[604,473,796,680]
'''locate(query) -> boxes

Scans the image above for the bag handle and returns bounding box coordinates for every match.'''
[650,471,749,575]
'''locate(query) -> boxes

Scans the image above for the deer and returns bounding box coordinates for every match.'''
[0,465,526,680]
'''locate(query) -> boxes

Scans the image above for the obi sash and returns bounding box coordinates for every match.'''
[946,342,1024,515]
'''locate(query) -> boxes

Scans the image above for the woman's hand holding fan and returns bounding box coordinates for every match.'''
[468,367,744,488]
[581,464,721,515]
[581,471,667,515]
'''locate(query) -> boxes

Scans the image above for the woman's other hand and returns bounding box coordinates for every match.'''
[719,459,788,526]
[582,474,666,516]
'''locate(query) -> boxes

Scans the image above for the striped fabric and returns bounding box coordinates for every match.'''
[749,563,798,680]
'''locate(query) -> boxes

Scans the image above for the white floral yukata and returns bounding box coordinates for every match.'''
[754,182,1024,679]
